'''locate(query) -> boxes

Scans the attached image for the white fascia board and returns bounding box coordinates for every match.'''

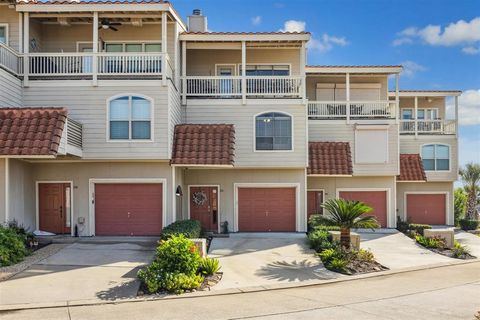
[306,66,403,74]
[179,34,311,42]
[16,3,170,12]
[388,91,462,97]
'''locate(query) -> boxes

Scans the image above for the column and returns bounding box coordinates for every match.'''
[414,96,418,138]
[455,95,459,137]
[161,11,167,86]
[92,12,98,86]
[346,73,350,123]
[23,12,29,86]
[395,73,400,124]
[173,22,180,88]
[181,40,186,105]
[299,41,306,102]
[241,41,246,104]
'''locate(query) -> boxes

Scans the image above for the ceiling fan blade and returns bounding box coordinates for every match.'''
[110,26,119,32]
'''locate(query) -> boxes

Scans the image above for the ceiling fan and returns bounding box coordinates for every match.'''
[99,19,121,31]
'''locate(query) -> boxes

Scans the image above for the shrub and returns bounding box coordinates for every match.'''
[396,216,409,233]
[415,235,446,249]
[451,241,471,258]
[327,257,348,272]
[308,215,341,231]
[160,220,202,240]
[459,219,479,231]
[409,224,432,236]
[318,248,337,264]
[0,225,30,266]
[199,257,221,276]
[307,228,336,252]
[138,234,203,294]
[357,249,374,262]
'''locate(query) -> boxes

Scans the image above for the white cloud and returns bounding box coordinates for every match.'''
[462,46,480,55]
[446,89,480,126]
[279,20,348,53]
[400,60,426,78]
[279,20,306,32]
[393,17,480,54]
[251,16,262,26]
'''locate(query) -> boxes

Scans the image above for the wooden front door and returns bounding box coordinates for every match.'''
[39,183,71,234]
[190,186,219,232]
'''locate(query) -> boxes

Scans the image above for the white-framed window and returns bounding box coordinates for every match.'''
[108,95,152,141]
[422,144,450,171]
[0,24,8,45]
[239,65,290,76]
[401,108,439,120]
[255,112,292,151]
[104,42,162,53]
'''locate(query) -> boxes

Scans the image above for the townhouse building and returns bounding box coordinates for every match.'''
[0,0,460,236]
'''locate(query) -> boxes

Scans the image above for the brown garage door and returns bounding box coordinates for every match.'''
[238,187,296,232]
[407,194,446,225]
[95,183,163,236]
[339,191,387,227]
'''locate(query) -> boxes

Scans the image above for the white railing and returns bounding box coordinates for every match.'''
[97,53,164,75]
[308,101,395,119]
[400,120,456,135]
[183,76,303,98]
[29,53,92,76]
[0,43,23,75]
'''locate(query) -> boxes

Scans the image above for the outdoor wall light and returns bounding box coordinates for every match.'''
[175,185,183,197]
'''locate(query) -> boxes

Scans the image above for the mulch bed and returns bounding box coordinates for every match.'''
[137,272,223,296]
[342,259,388,275]
[428,248,475,260]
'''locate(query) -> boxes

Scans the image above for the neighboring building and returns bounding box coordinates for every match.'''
[0,0,461,236]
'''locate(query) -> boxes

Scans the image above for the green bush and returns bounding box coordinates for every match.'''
[307,228,336,252]
[396,216,409,233]
[138,234,203,294]
[357,249,374,262]
[160,220,202,240]
[415,235,446,249]
[327,257,348,272]
[0,225,30,266]
[451,241,471,258]
[199,257,221,276]
[459,219,479,231]
[409,224,432,236]
[308,215,341,231]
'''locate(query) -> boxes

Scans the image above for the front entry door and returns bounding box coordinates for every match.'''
[190,186,219,232]
[39,183,71,234]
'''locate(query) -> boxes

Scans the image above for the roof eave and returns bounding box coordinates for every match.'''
[306,66,403,74]
[388,91,462,97]
[15,2,170,12]
[179,33,311,42]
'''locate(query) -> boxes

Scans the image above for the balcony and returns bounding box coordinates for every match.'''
[308,101,396,120]
[400,119,456,135]
[0,43,23,75]
[58,118,83,157]
[183,76,303,99]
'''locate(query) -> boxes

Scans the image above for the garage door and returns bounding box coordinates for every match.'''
[238,187,296,232]
[406,194,446,225]
[95,183,163,236]
[339,191,387,227]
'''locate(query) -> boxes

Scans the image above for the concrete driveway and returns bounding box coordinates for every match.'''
[208,233,341,291]
[0,241,156,307]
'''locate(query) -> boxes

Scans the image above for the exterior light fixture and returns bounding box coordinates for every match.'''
[175,185,183,197]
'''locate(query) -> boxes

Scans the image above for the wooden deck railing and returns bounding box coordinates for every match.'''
[308,101,396,119]
[400,120,456,135]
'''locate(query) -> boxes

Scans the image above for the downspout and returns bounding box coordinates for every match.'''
[5,158,9,222]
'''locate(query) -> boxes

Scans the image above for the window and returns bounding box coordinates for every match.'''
[255,112,292,150]
[402,109,413,120]
[422,144,449,171]
[105,42,162,52]
[0,24,7,44]
[240,65,290,76]
[109,95,152,140]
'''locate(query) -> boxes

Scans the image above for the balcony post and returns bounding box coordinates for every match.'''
[454,95,459,137]
[23,12,29,86]
[241,41,246,104]
[346,72,350,124]
[174,22,180,88]
[161,11,167,86]
[181,40,186,105]
[92,11,98,86]
[414,96,418,138]
[300,41,306,102]
[395,73,400,124]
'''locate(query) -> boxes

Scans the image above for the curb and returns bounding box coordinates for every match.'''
[0,258,478,312]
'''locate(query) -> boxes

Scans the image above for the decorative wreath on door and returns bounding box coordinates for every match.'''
[192,191,207,206]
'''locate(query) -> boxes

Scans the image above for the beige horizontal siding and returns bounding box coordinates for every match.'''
[400,135,458,181]
[0,159,5,223]
[185,102,308,168]
[7,159,35,229]
[0,69,23,106]
[0,6,20,51]
[309,122,399,176]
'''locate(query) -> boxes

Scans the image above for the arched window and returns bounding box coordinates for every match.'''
[108,95,152,140]
[255,112,292,150]
[422,144,450,171]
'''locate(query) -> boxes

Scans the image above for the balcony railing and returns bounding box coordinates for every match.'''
[400,120,456,135]
[308,101,396,119]
[0,43,23,75]
[183,75,303,99]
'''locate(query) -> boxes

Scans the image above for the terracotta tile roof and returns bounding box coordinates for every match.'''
[398,154,427,181]
[181,31,310,35]
[0,107,67,156]
[308,142,353,175]
[171,124,235,166]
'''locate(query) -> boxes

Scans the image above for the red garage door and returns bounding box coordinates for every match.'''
[95,183,163,236]
[339,191,388,227]
[238,187,296,232]
[406,194,446,225]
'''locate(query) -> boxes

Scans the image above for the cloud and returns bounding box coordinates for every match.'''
[393,17,480,54]
[400,60,426,78]
[251,16,262,26]
[446,89,480,126]
[279,20,306,32]
[279,20,348,53]
[462,46,480,55]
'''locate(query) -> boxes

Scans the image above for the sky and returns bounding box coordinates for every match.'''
[171,0,480,170]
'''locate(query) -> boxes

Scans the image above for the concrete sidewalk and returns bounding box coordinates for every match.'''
[455,231,480,257]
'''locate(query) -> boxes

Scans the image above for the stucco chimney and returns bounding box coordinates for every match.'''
[188,9,208,32]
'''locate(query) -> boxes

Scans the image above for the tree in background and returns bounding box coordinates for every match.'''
[459,163,480,220]
[454,188,467,226]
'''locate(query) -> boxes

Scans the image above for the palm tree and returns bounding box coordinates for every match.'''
[460,163,480,220]
[318,198,379,249]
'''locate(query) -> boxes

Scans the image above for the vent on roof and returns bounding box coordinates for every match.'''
[188,9,207,32]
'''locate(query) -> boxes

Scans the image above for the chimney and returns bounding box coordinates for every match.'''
[188,9,208,32]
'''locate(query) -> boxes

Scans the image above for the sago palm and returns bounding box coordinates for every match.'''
[318,198,379,248]
[460,163,480,220]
